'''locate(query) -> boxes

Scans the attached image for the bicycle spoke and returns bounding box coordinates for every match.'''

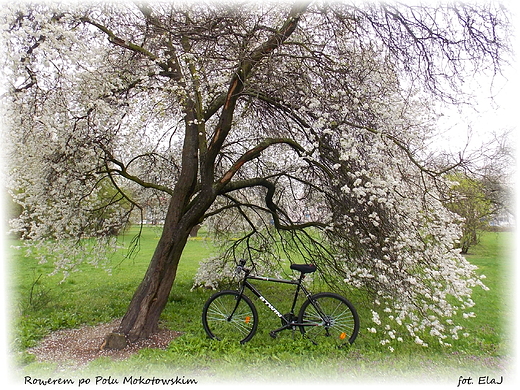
[298,293,359,346]
[202,291,258,343]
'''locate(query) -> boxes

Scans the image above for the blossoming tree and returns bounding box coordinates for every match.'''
[2,1,509,346]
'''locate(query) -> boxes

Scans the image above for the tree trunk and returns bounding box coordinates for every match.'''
[116,225,189,342]
[111,98,207,343]
[114,184,215,343]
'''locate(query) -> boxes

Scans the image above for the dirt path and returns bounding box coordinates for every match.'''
[27,319,181,369]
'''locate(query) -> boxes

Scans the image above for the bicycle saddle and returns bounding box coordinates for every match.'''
[290,264,317,274]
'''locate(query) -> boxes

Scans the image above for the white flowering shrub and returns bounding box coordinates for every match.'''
[192,254,290,290]
[290,83,490,349]
[192,256,237,290]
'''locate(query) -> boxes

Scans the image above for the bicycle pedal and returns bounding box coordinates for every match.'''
[269,331,277,339]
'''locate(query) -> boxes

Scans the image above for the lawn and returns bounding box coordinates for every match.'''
[7,227,515,385]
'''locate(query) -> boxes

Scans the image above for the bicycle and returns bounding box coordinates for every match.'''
[202,259,360,346]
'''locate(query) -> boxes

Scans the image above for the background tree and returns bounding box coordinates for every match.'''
[477,131,516,223]
[442,129,515,254]
[445,173,493,254]
[2,1,510,347]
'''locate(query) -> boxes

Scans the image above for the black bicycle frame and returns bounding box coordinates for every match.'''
[234,272,324,334]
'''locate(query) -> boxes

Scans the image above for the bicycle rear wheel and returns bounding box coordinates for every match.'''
[298,292,359,347]
[202,290,258,344]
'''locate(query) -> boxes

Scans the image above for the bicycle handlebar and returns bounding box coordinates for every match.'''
[235,259,250,275]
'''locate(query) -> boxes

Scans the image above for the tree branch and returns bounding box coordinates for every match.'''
[242,90,313,130]
[98,151,174,196]
[216,137,306,188]
[205,2,310,169]
[215,176,327,231]
[81,17,183,81]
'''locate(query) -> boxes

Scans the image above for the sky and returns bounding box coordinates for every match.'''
[477,0,518,147]
[418,0,518,190]
[431,0,518,159]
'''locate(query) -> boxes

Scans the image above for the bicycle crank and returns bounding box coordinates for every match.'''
[281,313,298,327]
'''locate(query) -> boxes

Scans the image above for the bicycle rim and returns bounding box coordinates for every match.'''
[202,290,257,344]
[298,292,359,346]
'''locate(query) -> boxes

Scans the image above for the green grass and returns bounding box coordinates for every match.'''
[8,228,514,384]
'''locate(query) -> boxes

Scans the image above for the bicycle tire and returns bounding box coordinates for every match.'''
[298,292,359,346]
[202,290,258,344]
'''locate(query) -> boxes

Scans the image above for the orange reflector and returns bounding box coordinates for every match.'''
[245,316,251,324]
[340,332,347,340]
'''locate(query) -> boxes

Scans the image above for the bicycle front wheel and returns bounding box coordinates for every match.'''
[202,290,258,344]
[298,292,359,347]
